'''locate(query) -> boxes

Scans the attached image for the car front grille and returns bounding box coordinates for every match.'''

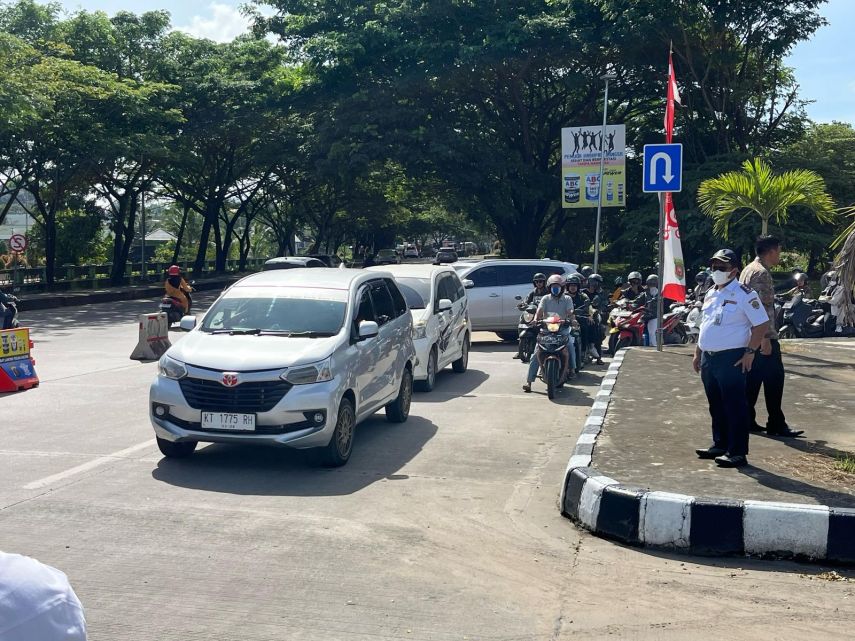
[178,377,292,412]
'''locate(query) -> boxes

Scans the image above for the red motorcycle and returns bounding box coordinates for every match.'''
[608,302,686,353]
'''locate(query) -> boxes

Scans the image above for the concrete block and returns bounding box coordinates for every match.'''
[828,508,855,563]
[690,498,744,556]
[743,500,829,559]
[640,491,693,548]
[578,474,619,530]
[596,485,644,545]
[562,466,592,517]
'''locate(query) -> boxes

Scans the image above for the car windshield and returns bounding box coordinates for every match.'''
[396,278,431,309]
[199,292,347,335]
[452,265,470,274]
[378,250,396,257]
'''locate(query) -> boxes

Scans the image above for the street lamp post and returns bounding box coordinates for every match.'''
[593,72,616,275]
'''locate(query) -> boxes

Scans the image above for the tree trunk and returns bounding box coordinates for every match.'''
[194,213,213,276]
[761,216,769,236]
[171,202,190,264]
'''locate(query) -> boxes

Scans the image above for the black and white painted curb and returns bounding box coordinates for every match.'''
[560,349,855,563]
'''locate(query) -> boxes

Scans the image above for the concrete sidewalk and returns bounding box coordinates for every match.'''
[595,341,855,508]
[16,275,245,312]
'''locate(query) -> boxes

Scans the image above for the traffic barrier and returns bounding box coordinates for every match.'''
[130,313,171,361]
[0,327,39,393]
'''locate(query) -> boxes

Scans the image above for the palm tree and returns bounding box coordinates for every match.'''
[698,158,836,238]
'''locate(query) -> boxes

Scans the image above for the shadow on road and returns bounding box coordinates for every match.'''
[414,368,489,402]
[150,415,438,496]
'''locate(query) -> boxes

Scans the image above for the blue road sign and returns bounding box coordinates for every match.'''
[643,143,683,193]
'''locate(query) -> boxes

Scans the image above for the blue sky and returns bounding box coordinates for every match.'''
[56,0,855,124]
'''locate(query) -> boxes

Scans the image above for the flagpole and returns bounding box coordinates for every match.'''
[593,72,616,275]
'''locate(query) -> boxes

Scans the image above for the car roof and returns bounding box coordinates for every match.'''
[265,256,316,264]
[366,264,456,278]
[456,258,579,275]
[233,268,391,290]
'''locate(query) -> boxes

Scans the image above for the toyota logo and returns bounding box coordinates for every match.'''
[221,372,239,387]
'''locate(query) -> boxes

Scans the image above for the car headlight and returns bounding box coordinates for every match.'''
[413,323,428,340]
[158,355,187,380]
[282,357,333,385]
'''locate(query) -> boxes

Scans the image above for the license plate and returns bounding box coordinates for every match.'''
[201,412,256,431]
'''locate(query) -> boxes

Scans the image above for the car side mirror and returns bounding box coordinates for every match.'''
[437,298,453,312]
[462,279,474,289]
[358,320,379,340]
[179,316,197,332]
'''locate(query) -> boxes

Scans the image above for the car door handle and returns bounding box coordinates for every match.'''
[490,293,500,298]
[514,296,522,300]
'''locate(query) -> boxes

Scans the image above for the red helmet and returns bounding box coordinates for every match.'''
[168,265,181,276]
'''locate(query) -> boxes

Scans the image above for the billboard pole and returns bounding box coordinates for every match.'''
[593,72,616,274]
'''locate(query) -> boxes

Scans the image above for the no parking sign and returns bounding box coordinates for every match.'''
[9,233,27,253]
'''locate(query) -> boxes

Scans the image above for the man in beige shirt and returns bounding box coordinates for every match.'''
[739,235,804,438]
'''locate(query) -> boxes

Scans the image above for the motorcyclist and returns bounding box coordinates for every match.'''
[782,272,809,300]
[585,274,607,364]
[566,274,591,369]
[620,271,644,302]
[514,273,549,360]
[690,271,711,302]
[164,265,193,314]
[635,274,661,346]
[0,288,20,330]
[579,265,594,289]
[610,276,624,303]
[523,274,575,393]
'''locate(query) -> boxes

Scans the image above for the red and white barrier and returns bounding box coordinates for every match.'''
[130,313,172,361]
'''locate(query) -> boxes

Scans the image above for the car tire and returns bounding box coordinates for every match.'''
[385,368,413,423]
[415,348,437,392]
[156,437,197,459]
[452,334,469,373]
[496,331,519,343]
[321,398,356,467]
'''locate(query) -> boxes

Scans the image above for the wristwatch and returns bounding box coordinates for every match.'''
[744,347,757,354]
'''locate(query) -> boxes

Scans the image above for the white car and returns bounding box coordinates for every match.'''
[149,269,416,467]
[404,244,420,259]
[456,259,579,340]
[368,264,471,392]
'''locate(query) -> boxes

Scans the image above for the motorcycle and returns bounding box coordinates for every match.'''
[535,314,571,400]
[662,304,689,344]
[778,293,835,339]
[681,301,702,343]
[160,290,193,326]
[516,300,541,363]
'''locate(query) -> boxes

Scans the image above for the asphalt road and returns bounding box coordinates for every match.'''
[2,296,854,640]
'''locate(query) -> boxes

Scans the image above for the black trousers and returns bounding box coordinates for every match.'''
[700,349,750,457]
[746,339,788,431]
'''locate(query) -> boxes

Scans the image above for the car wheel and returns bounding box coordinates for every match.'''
[415,348,437,392]
[496,331,519,343]
[385,368,413,423]
[452,334,469,373]
[156,437,197,459]
[322,398,356,467]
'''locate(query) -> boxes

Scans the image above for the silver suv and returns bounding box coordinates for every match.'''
[457,259,578,339]
[149,269,416,466]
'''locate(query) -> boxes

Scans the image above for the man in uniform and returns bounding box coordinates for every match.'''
[693,249,770,468]
[739,236,804,438]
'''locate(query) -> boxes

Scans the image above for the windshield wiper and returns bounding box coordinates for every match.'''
[208,328,262,335]
[277,330,336,338]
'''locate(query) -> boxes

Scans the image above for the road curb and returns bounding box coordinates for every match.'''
[560,348,855,564]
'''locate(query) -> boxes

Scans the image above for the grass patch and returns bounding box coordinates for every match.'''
[834,454,855,475]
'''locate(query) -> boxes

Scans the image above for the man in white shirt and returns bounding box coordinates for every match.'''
[0,551,87,641]
[692,249,769,468]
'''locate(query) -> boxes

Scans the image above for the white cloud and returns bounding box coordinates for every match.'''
[176,3,251,43]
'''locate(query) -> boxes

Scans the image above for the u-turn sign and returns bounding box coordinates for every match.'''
[642,144,683,193]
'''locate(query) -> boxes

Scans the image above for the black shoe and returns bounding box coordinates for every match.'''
[522,383,531,393]
[715,454,748,468]
[749,423,765,433]
[766,428,805,438]
[696,447,727,460]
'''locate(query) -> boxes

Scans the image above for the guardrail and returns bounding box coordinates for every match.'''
[0,258,270,292]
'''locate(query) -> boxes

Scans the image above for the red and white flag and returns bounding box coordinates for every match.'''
[661,48,686,303]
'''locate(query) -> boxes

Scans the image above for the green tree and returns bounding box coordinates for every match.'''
[698,158,836,238]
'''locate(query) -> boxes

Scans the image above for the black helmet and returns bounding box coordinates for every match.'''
[566,274,583,286]
[580,266,594,278]
[533,272,547,284]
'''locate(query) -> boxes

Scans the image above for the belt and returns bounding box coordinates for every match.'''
[702,348,745,357]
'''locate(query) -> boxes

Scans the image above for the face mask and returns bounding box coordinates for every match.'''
[648,287,659,297]
[550,286,562,296]
[711,270,734,286]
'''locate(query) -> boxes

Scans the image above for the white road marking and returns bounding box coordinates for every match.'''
[22,440,156,490]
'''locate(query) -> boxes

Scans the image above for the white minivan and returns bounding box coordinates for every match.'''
[368,264,471,392]
[149,269,416,467]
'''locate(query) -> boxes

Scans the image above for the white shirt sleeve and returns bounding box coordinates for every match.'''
[740,289,770,327]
